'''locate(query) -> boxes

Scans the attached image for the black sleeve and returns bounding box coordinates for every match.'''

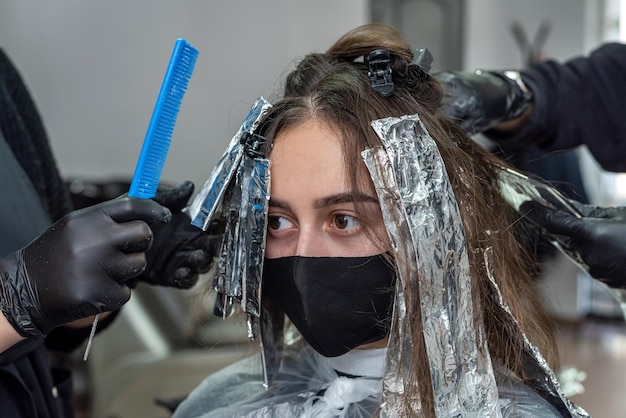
[0,48,73,221]
[487,42,626,172]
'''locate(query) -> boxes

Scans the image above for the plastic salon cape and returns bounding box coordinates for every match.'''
[173,345,563,418]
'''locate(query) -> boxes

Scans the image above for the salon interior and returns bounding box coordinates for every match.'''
[2,0,626,417]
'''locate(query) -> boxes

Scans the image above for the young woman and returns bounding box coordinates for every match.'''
[176,24,587,417]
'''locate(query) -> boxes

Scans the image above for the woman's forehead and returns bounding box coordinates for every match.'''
[270,120,342,164]
[270,122,345,187]
[269,120,375,199]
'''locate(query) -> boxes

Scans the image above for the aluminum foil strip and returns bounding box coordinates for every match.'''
[213,198,242,318]
[362,146,420,416]
[239,156,270,320]
[187,98,272,322]
[187,97,276,386]
[365,115,501,417]
[188,98,272,231]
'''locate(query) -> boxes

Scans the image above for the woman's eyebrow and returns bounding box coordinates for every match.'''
[268,198,291,210]
[268,193,378,211]
[314,192,378,208]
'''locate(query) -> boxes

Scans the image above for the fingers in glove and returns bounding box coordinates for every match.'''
[113,220,154,253]
[101,196,172,224]
[187,248,213,273]
[520,200,585,237]
[70,281,132,313]
[153,181,194,213]
[172,267,198,289]
[159,248,208,288]
[101,251,148,281]
[577,204,626,220]
[189,231,220,255]
[541,210,590,238]
[170,248,212,273]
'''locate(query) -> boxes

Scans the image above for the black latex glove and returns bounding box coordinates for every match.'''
[0,196,171,339]
[435,70,533,134]
[134,181,220,289]
[522,200,626,287]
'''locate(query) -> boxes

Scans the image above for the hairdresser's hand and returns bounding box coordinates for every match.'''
[0,196,171,339]
[133,181,220,289]
[522,200,626,287]
[435,70,533,134]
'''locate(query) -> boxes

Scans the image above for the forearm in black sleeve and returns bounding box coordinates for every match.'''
[487,42,626,172]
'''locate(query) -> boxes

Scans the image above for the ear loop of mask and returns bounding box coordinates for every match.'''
[187,98,280,387]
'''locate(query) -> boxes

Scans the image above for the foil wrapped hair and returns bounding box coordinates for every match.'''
[187,98,274,380]
[188,99,588,416]
[365,115,587,417]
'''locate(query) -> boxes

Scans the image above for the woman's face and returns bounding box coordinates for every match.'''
[264,120,393,352]
[265,120,388,259]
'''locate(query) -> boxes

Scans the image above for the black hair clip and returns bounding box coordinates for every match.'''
[240,131,267,158]
[367,49,394,97]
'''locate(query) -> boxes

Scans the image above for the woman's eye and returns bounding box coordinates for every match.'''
[268,216,293,231]
[333,214,359,230]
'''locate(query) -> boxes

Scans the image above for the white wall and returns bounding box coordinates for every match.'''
[0,0,611,194]
[0,1,367,191]
[463,0,599,70]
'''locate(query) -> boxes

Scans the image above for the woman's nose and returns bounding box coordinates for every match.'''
[294,226,330,257]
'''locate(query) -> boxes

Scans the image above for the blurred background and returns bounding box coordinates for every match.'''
[1,1,626,417]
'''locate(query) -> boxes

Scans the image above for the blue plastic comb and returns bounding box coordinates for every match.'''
[128,38,199,198]
[83,39,198,362]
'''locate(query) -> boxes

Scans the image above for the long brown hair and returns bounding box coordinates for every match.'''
[260,23,557,417]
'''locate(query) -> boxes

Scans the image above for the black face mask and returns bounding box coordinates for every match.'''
[262,254,396,357]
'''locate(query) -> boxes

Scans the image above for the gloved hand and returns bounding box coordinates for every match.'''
[434,70,533,134]
[0,196,171,339]
[521,200,626,287]
[133,181,220,289]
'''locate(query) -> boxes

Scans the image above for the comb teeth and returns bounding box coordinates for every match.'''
[129,39,199,199]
